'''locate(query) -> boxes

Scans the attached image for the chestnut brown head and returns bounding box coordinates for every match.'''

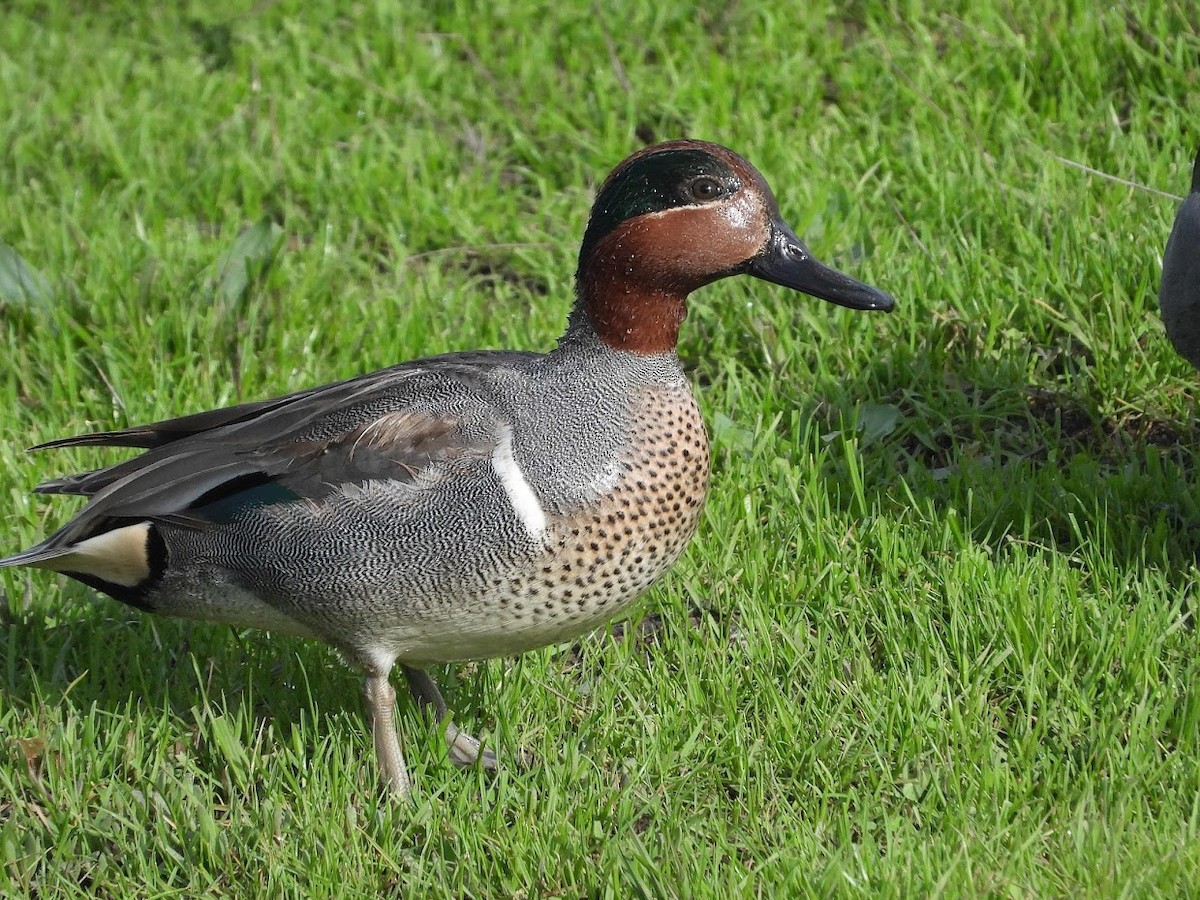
[572,140,894,354]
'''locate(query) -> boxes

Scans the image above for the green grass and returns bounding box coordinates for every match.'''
[2,0,1200,895]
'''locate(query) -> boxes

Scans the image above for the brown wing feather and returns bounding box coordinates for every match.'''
[31,348,538,480]
[19,358,524,552]
[29,396,289,452]
[32,350,538,499]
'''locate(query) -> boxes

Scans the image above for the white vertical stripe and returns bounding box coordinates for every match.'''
[491,425,547,541]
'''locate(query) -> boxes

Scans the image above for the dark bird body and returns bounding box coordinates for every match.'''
[1161,147,1200,368]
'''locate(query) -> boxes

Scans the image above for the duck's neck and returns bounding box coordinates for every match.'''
[564,280,688,356]
[564,219,710,356]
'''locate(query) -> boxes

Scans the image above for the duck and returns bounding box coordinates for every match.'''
[1162,146,1200,369]
[0,140,895,796]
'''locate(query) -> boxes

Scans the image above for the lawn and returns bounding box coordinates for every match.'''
[2,0,1200,895]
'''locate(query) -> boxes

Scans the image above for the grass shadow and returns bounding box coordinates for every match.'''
[801,332,1200,615]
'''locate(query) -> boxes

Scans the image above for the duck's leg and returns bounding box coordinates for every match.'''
[363,671,411,796]
[402,666,498,769]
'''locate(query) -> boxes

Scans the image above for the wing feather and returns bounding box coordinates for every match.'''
[12,352,537,554]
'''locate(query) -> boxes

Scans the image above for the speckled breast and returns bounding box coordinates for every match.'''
[431,384,711,661]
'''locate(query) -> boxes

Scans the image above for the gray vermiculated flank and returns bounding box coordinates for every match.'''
[146,330,709,667]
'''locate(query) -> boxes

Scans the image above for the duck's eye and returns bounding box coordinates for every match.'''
[687,176,723,202]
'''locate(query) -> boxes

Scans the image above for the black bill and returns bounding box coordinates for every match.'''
[746,221,895,312]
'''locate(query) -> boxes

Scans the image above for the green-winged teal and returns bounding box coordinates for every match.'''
[1,140,894,796]
[1162,146,1200,368]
